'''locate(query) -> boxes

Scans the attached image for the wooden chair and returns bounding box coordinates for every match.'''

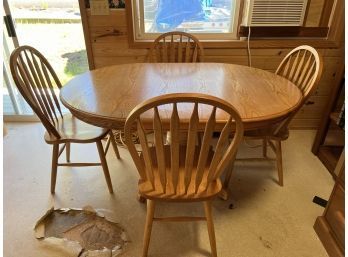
[149,31,204,63]
[226,45,323,188]
[10,45,121,194]
[124,93,244,257]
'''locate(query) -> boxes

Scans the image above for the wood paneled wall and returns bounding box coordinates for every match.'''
[305,0,326,26]
[82,8,344,129]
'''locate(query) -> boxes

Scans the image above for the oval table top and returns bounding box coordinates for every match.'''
[60,63,302,130]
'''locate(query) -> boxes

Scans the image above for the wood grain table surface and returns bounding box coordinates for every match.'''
[60,63,302,131]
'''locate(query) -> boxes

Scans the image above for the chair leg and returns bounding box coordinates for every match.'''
[222,152,237,191]
[204,201,217,257]
[262,139,267,158]
[223,165,234,191]
[96,140,114,193]
[142,199,155,257]
[66,142,71,162]
[109,131,121,159]
[51,144,59,194]
[275,140,283,186]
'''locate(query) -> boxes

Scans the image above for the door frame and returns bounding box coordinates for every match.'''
[3,0,39,121]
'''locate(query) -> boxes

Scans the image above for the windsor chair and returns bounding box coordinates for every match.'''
[149,31,204,63]
[229,45,323,187]
[10,45,121,194]
[124,93,244,257]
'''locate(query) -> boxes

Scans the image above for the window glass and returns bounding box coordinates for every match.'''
[133,0,239,39]
[143,0,235,33]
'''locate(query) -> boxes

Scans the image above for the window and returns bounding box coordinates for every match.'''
[132,0,241,41]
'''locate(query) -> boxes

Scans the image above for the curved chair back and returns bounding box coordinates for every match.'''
[149,31,204,63]
[10,45,63,138]
[124,93,244,196]
[276,45,323,103]
[273,45,323,135]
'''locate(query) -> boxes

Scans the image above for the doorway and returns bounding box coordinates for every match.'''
[3,0,88,119]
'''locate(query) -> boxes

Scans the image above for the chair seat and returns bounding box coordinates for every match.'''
[44,114,109,144]
[138,145,222,202]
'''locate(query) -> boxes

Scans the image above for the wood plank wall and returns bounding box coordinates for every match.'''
[84,9,344,129]
[305,0,326,26]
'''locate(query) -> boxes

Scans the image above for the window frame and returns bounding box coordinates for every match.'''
[123,0,343,49]
[131,0,242,41]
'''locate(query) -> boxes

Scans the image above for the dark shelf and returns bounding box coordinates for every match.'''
[317,145,344,177]
[312,72,344,177]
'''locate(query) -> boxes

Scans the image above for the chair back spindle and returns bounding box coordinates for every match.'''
[149,32,204,63]
[10,45,64,138]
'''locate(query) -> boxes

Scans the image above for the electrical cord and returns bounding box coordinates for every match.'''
[247,26,252,67]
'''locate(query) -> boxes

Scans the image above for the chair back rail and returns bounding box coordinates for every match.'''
[10,45,63,138]
[273,45,323,135]
[149,31,204,63]
[124,93,244,196]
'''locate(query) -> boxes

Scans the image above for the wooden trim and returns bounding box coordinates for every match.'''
[125,0,136,49]
[125,0,343,49]
[326,0,344,46]
[238,26,329,38]
[320,0,335,26]
[201,39,339,49]
[128,38,340,49]
[302,0,311,25]
[78,0,95,70]
[237,0,244,30]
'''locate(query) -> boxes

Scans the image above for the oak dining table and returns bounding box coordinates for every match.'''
[60,63,302,131]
